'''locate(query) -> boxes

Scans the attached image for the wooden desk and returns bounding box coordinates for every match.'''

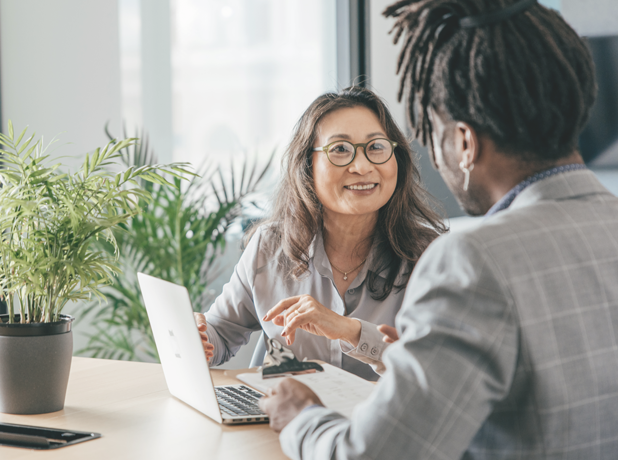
[0,357,286,460]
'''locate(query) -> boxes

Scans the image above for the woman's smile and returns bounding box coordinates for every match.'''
[344,182,378,192]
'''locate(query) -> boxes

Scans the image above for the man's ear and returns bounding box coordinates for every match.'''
[455,122,480,167]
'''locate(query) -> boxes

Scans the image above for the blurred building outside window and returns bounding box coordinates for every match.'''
[119,0,338,192]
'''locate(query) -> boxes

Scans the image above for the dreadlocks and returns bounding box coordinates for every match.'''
[384,0,597,162]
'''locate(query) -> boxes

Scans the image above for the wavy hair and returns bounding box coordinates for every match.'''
[250,87,447,300]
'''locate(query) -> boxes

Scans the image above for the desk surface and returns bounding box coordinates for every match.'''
[0,357,286,460]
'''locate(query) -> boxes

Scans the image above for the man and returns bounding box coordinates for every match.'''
[259,0,618,458]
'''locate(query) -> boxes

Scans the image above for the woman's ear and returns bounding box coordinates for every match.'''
[455,122,480,167]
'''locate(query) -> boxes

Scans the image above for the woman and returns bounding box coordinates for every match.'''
[195,87,446,380]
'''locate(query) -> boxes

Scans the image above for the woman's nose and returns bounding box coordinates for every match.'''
[348,146,374,173]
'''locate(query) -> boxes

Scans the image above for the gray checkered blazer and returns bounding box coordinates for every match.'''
[280,170,618,459]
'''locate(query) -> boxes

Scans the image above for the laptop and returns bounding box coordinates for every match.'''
[137,272,268,425]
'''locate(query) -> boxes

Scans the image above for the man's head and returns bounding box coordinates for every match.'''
[385,0,597,215]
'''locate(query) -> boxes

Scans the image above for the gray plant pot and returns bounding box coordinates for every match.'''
[0,314,74,414]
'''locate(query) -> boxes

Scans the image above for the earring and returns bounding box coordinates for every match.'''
[459,161,474,191]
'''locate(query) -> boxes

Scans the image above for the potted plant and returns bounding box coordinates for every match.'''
[0,121,193,414]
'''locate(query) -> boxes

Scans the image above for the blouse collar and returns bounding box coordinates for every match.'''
[309,230,389,289]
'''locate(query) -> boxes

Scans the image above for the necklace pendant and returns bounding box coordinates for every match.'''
[343,274,348,280]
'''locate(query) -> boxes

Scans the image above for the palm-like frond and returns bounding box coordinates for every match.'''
[76,127,273,362]
[0,121,193,325]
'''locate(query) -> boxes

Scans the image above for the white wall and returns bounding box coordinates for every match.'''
[562,0,618,189]
[0,0,122,171]
[562,0,618,37]
[368,0,405,128]
[140,0,173,164]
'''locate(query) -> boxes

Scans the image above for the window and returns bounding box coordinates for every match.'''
[119,0,338,169]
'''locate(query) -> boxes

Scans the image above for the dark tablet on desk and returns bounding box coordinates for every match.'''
[0,422,101,449]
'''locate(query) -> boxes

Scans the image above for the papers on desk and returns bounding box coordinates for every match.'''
[237,363,375,418]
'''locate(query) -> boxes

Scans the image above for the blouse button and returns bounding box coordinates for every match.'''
[371,347,378,356]
[360,343,368,352]
[348,289,355,294]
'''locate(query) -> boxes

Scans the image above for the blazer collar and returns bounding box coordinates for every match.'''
[509,169,613,212]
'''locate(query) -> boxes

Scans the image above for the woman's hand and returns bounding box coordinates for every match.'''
[262,295,361,347]
[193,312,215,362]
[377,324,399,343]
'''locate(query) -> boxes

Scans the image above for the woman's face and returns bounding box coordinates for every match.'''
[312,106,398,219]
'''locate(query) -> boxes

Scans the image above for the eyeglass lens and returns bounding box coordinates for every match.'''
[327,139,393,166]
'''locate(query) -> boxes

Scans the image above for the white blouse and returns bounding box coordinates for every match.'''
[204,226,407,380]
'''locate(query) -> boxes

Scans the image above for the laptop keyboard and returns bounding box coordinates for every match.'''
[215,385,266,417]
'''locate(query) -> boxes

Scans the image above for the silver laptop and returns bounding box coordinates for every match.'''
[137,272,268,424]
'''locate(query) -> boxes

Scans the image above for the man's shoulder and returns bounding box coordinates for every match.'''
[456,190,616,245]
[427,192,618,269]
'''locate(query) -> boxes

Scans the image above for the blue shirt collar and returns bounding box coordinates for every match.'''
[485,164,587,216]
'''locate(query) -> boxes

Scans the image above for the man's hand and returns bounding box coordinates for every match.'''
[263,295,362,347]
[378,324,399,343]
[193,312,215,362]
[258,379,323,433]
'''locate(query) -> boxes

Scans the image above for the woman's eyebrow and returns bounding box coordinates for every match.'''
[326,133,352,142]
[326,132,387,142]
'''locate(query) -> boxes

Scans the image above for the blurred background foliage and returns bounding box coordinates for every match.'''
[76,127,272,361]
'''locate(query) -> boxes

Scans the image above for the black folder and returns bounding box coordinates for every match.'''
[0,422,101,449]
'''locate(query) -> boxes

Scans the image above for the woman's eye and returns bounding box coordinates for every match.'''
[329,143,352,154]
[369,142,386,150]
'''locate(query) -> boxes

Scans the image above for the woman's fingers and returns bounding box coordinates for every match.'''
[195,313,215,358]
[272,315,285,326]
[282,310,319,345]
[199,330,211,341]
[265,295,338,343]
[283,319,300,345]
[273,304,303,326]
[263,296,302,322]
[279,297,342,342]
[198,325,209,340]
[270,298,304,326]
[282,311,311,339]
[377,324,399,343]
[194,312,207,327]
[194,311,214,356]
[197,327,214,360]
[283,307,302,327]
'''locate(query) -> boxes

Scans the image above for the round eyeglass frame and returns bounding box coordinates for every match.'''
[312,138,398,167]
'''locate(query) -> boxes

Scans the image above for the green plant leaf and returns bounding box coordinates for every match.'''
[0,121,193,326]
[74,124,273,362]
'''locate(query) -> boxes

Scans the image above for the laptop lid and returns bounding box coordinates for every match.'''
[137,272,223,424]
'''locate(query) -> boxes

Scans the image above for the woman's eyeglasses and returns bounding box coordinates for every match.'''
[313,138,397,167]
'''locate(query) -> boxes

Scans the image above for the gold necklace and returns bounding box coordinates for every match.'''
[329,259,367,281]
